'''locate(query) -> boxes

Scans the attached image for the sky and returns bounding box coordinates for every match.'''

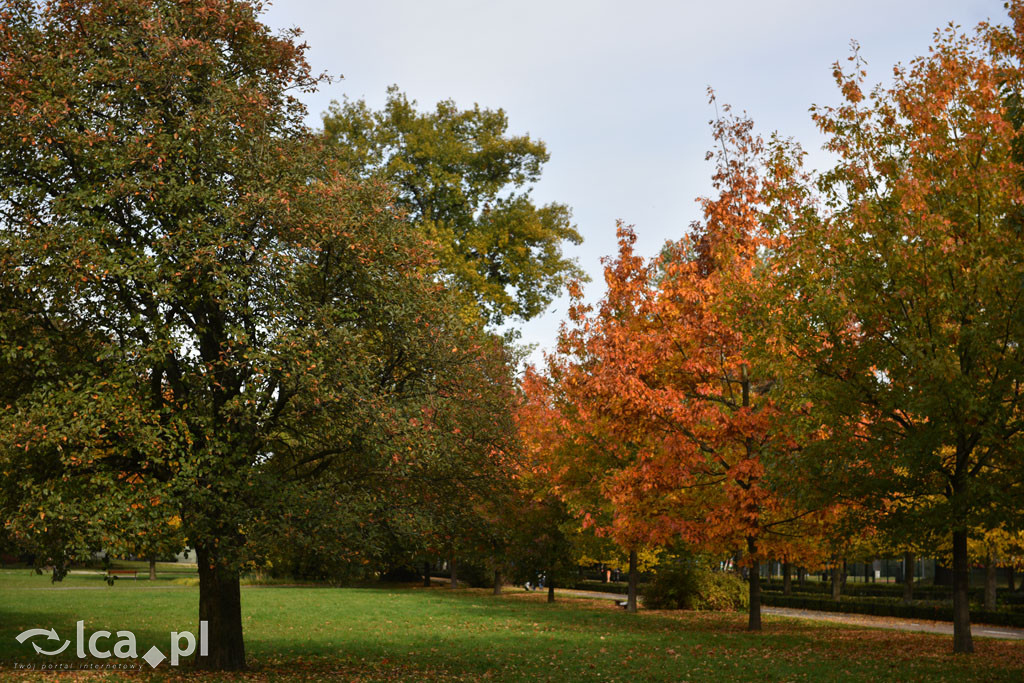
[262,0,1001,366]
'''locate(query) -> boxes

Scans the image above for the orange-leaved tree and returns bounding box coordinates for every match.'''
[545,102,824,629]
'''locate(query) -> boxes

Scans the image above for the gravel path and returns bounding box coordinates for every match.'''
[554,588,632,601]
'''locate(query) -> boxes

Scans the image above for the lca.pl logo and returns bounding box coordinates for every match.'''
[15,621,208,669]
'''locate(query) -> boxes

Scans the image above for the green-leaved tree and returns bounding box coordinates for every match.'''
[0,0,512,669]
[322,87,584,325]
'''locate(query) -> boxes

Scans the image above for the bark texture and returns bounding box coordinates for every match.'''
[626,550,638,613]
[952,529,974,653]
[903,551,915,603]
[195,547,245,671]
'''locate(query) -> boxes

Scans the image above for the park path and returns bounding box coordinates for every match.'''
[557,587,1024,641]
[434,578,629,602]
[554,588,632,601]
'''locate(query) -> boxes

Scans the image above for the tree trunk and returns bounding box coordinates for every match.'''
[903,551,914,603]
[626,549,638,613]
[1008,565,1016,593]
[831,562,842,601]
[841,558,848,590]
[423,560,431,587]
[195,546,245,670]
[984,552,997,612]
[952,528,974,653]
[449,552,457,589]
[782,561,792,596]
[149,557,157,581]
[547,581,555,603]
[493,569,502,596]
[747,538,761,631]
[797,566,806,586]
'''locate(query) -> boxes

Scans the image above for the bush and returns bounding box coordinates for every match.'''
[642,555,747,611]
[641,556,697,609]
[698,571,748,611]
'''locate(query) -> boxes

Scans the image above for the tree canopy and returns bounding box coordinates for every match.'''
[759,20,1024,653]
[0,0,518,669]
[322,87,584,325]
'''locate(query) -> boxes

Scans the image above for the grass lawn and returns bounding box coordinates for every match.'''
[0,570,1020,681]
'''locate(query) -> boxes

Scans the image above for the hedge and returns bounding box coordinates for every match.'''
[760,592,1024,627]
[759,579,1024,604]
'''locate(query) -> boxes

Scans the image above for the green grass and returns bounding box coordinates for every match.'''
[0,570,1020,681]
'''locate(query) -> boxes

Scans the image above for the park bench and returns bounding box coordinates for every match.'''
[106,569,138,581]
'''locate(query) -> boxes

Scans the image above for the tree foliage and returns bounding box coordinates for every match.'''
[533,106,825,630]
[759,15,1024,654]
[322,87,584,324]
[0,0,517,669]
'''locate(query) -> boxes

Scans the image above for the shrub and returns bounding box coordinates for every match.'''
[642,555,747,611]
[695,570,748,611]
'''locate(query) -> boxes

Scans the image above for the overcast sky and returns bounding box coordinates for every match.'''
[262,0,1001,365]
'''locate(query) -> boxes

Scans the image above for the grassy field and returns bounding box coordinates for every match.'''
[0,569,1021,681]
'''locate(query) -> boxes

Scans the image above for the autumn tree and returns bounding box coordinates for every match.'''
[969,526,1019,611]
[322,87,584,325]
[763,14,1024,652]
[530,245,662,614]
[509,375,586,602]
[544,102,823,629]
[0,0,508,670]
[515,368,599,603]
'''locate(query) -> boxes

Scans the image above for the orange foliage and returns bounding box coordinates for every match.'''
[531,98,828,568]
